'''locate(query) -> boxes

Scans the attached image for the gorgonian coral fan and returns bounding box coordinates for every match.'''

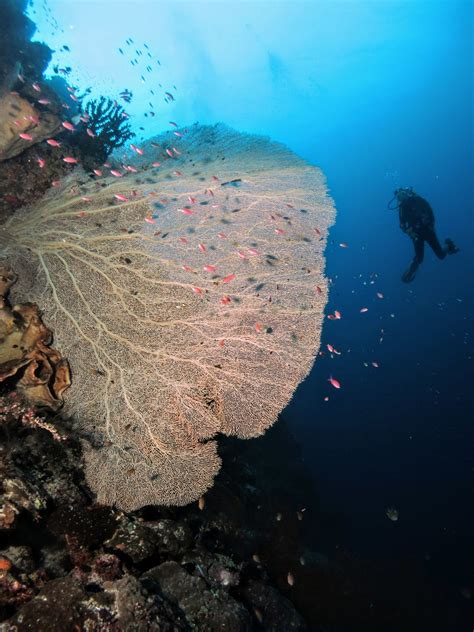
[1,123,335,510]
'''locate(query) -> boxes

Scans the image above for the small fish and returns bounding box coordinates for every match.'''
[32,82,41,92]
[104,162,112,168]
[178,237,188,244]
[372,361,379,368]
[114,193,128,201]
[86,128,95,137]
[334,310,342,319]
[198,243,206,252]
[179,208,193,215]
[360,307,369,313]
[63,156,78,163]
[386,507,399,521]
[236,250,246,259]
[19,133,33,141]
[37,157,46,168]
[192,286,203,294]
[173,170,182,176]
[93,169,103,176]
[255,323,264,333]
[339,242,348,248]
[274,228,285,235]
[248,248,260,256]
[220,296,231,305]
[173,131,183,137]
[188,196,197,204]
[217,232,227,239]
[315,286,322,294]
[110,170,123,177]
[62,121,75,131]
[169,121,178,127]
[287,572,295,586]
[377,292,384,299]
[37,98,50,105]
[165,148,174,157]
[144,217,156,224]
[198,496,205,510]
[151,162,161,167]
[203,264,216,272]
[327,344,334,353]
[182,265,193,272]
[328,376,341,389]
[221,273,236,284]
[314,227,321,235]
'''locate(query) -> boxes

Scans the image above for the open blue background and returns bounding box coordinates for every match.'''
[31,0,473,586]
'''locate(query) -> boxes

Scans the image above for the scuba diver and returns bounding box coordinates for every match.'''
[388,187,459,283]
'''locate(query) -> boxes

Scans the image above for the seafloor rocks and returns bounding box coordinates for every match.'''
[143,560,253,630]
[0,92,62,162]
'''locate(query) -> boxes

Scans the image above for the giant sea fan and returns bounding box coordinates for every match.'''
[1,124,335,510]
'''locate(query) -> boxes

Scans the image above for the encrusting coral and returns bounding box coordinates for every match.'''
[0,265,70,410]
[1,123,335,510]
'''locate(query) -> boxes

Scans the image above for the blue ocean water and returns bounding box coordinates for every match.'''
[28,0,473,623]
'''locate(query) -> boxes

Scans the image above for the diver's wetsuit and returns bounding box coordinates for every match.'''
[399,195,446,263]
[398,194,456,282]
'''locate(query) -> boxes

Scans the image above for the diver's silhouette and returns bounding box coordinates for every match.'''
[389,188,459,282]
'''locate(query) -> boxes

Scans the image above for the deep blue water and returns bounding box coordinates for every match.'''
[30,0,473,616]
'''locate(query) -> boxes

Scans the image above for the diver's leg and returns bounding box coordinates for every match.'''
[402,236,424,283]
[425,229,447,259]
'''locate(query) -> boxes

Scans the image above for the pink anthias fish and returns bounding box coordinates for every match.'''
[220,296,231,305]
[46,139,61,147]
[198,243,207,253]
[37,157,46,168]
[63,156,78,164]
[32,82,41,92]
[114,193,128,201]
[130,144,144,155]
[144,217,156,224]
[165,148,174,158]
[221,273,236,284]
[203,264,216,273]
[274,228,285,235]
[110,170,123,177]
[62,121,75,131]
[86,128,95,138]
[19,133,33,141]
[179,208,193,215]
[339,242,349,248]
[37,99,50,105]
[93,169,103,176]
[328,376,341,389]
[377,292,384,299]
[152,162,161,167]
[191,286,203,294]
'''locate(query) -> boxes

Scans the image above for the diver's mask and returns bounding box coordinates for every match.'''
[388,187,415,209]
